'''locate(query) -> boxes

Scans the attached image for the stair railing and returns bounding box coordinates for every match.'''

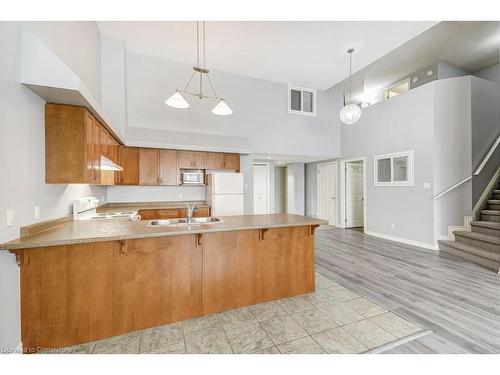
[433,135,500,200]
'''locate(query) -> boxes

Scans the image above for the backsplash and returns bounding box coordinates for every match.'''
[107,185,206,203]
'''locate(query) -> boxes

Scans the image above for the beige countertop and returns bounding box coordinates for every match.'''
[97,200,210,214]
[1,214,327,250]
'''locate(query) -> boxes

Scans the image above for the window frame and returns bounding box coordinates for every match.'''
[288,85,317,117]
[373,150,414,187]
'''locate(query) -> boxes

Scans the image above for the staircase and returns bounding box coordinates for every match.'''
[439,181,500,273]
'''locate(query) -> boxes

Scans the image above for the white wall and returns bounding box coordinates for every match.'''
[26,21,102,104]
[342,82,436,246]
[101,36,127,137]
[0,22,105,351]
[108,185,205,203]
[124,51,340,158]
[473,64,500,85]
[432,77,472,240]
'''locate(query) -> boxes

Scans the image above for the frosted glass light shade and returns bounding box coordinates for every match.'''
[165,91,189,109]
[339,103,361,124]
[212,99,233,116]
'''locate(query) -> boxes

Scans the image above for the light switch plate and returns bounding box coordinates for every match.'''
[6,209,15,227]
[423,182,431,189]
[34,206,40,220]
[391,223,395,229]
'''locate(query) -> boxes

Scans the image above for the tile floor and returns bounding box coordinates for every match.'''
[48,272,424,354]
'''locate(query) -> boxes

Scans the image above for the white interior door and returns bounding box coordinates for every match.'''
[345,162,364,228]
[253,164,268,214]
[317,163,337,225]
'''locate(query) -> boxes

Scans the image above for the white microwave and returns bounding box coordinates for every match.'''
[181,170,205,185]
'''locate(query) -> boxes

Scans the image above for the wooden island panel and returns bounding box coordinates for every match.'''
[15,225,316,352]
[17,235,202,351]
[202,226,315,315]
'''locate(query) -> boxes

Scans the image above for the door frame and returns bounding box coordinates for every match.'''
[339,157,367,231]
[253,162,271,214]
[316,161,337,225]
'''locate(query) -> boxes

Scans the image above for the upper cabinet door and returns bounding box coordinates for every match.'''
[178,151,194,169]
[92,118,101,184]
[193,151,207,169]
[139,148,160,185]
[119,146,140,185]
[84,113,95,183]
[159,150,178,185]
[223,154,240,171]
[206,152,224,170]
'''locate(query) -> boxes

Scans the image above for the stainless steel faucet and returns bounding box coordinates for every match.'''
[186,203,198,224]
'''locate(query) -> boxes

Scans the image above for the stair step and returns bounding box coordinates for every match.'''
[481,210,500,222]
[487,200,500,204]
[438,240,500,272]
[453,231,500,252]
[471,221,500,236]
[439,240,500,261]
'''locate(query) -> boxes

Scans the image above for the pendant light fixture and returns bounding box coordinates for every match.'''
[165,21,233,116]
[339,48,361,124]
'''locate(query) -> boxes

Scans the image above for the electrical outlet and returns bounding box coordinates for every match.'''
[391,223,395,229]
[34,206,40,220]
[423,182,431,189]
[6,209,15,227]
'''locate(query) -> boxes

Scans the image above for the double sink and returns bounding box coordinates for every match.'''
[149,217,223,227]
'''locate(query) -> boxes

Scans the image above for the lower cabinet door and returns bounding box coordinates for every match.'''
[201,226,315,315]
[114,236,202,331]
[260,226,315,301]
[202,230,263,314]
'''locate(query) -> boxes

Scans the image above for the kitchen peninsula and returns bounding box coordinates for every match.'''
[1,213,326,352]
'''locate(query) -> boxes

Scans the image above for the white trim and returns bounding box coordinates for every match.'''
[253,163,271,214]
[374,150,414,187]
[365,230,438,251]
[288,84,317,117]
[339,157,367,230]
[473,166,500,218]
[316,161,337,224]
[474,135,500,175]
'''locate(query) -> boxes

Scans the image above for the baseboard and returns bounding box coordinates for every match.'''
[365,230,438,251]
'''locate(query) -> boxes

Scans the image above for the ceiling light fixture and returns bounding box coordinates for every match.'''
[165,21,233,116]
[339,49,361,125]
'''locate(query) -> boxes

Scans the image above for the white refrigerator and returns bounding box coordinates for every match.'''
[206,172,244,216]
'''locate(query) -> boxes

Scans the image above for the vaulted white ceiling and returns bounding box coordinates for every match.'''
[97,21,437,90]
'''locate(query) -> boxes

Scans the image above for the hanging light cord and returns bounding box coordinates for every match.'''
[180,20,220,100]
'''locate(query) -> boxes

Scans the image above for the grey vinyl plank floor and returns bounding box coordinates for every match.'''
[315,227,500,354]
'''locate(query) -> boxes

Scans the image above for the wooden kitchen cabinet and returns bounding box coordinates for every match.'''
[206,152,225,169]
[205,152,240,170]
[138,207,211,221]
[139,148,160,185]
[159,150,178,185]
[223,153,240,170]
[260,227,315,301]
[17,236,202,350]
[138,149,178,186]
[116,146,139,185]
[203,230,263,313]
[202,226,315,315]
[45,103,122,184]
[178,151,207,169]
